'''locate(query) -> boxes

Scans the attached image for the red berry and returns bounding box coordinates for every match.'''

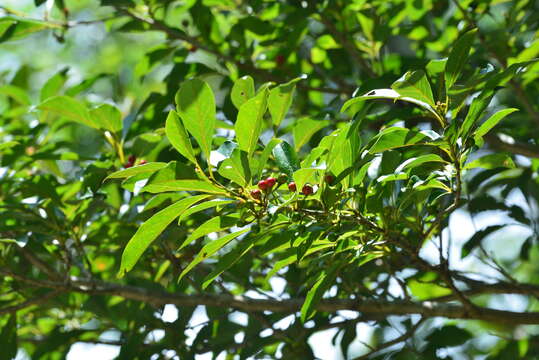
[139,159,147,165]
[124,162,133,168]
[258,180,269,191]
[276,54,285,66]
[266,177,277,188]
[288,182,297,192]
[250,189,262,200]
[302,184,314,195]
[128,155,136,163]
[325,174,334,184]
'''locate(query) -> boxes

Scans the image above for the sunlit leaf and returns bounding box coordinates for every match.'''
[235,88,268,156]
[118,195,208,276]
[175,79,216,160]
[178,228,249,282]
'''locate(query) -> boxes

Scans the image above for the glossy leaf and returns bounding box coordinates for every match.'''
[445,29,477,90]
[165,110,197,165]
[90,104,123,134]
[235,88,268,156]
[231,75,255,109]
[474,108,518,139]
[105,162,168,180]
[255,138,281,178]
[38,95,97,129]
[272,141,300,177]
[268,77,303,127]
[175,79,216,160]
[293,117,329,151]
[369,127,428,153]
[202,235,258,288]
[178,228,249,282]
[142,180,226,194]
[179,215,239,250]
[341,88,440,120]
[395,154,447,173]
[118,195,208,276]
[464,153,515,170]
[217,149,251,186]
[392,70,435,107]
[179,200,234,223]
[40,68,68,101]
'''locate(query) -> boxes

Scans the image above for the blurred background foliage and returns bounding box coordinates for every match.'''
[1,0,539,359]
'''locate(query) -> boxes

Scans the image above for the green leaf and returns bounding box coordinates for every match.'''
[0,141,19,152]
[105,162,168,180]
[217,149,251,186]
[38,95,97,129]
[293,117,329,151]
[341,88,440,120]
[90,104,123,134]
[202,234,258,289]
[179,200,234,223]
[0,84,31,105]
[268,77,303,127]
[369,127,428,153]
[165,110,197,165]
[293,168,320,193]
[178,228,249,282]
[40,68,68,101]
[179,215,239,250]
[118,195,208,277]
[460,60,538,139]
[392,70,435,108]
[231,75,255,109]
[235,88,268,156]
[464,153,515,170]
[142,180,226,194]
[395,154,447,173]
[426,325,472,348]
[175,79,216,160]
[272,141,300,177]
[461,225,505,258]
[255,138,281,178]
[0,315,16,359]
[408,272,452,300]
[474,108,518,139]
[301,260,343,322]
[445,28,477,90]
[0,16,58,42]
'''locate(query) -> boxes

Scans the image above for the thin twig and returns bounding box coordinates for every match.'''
[0,290,62,315]
[352,317,425,360]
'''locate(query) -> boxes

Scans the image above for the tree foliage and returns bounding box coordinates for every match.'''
[1,0,539,359]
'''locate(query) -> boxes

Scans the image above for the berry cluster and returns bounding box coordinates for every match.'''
[124,155,136,168]
[288,181,314,196]
[124,155,146,168]
[247,172,331,201]
[250,176,276,200]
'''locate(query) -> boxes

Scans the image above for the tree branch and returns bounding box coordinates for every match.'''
[0,290,62,315]
[484,134,539,159]
[4,272,539,326]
